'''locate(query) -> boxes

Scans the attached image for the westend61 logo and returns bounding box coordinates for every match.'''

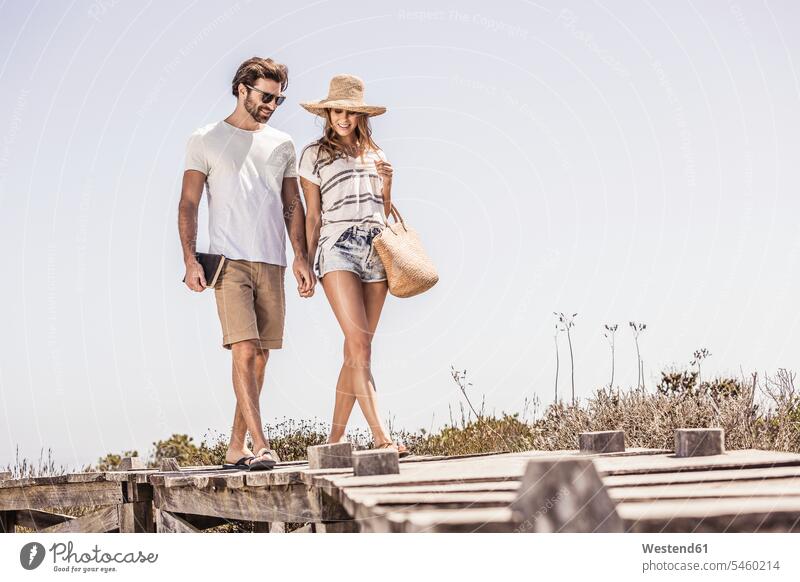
[20,541,158,574]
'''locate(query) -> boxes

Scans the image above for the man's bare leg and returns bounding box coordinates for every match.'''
[226,351,268,462]
[224,339,273,465]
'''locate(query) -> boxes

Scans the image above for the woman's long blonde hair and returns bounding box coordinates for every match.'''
[315,109,381,164]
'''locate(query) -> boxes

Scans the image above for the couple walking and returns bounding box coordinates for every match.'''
[178,57,407,471]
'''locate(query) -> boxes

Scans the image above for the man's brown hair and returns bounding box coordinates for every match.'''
[231,57,288,97]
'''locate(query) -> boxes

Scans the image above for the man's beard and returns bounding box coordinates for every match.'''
[245,95,271,123]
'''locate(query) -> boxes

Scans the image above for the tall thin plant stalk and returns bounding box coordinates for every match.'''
[555,312,577,405]
[604,324,618,389]
[554,324,561,403]
[691,348,711,385]
[629,321,647,390]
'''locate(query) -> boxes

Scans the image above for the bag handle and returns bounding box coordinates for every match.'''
[386,203,407,232]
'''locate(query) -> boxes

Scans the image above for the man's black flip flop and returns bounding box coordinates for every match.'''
[222,456,254,470]
[248,449,280,471]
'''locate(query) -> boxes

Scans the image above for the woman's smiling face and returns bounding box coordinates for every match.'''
[329,108,360,139]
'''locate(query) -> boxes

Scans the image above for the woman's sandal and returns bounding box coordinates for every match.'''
[376,442,410,458]
[248,448,281,471]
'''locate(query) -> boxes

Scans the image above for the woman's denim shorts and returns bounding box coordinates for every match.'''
[315,224,387,283]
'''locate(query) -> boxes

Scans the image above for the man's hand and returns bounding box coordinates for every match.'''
[293,255,315,298]
[184,258,207,292]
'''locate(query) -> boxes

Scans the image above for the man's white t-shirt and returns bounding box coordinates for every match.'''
[184,120,298,266]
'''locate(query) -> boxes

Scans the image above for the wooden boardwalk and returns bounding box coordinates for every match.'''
[3,446,800,533]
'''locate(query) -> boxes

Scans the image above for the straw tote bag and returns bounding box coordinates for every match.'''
[372,204,438,298]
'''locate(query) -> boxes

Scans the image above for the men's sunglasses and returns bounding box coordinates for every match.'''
[245,84,286,105]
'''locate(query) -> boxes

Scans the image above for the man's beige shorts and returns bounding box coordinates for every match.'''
[213,259,286,350]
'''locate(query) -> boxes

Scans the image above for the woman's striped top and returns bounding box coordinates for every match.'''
[298,141,388,263]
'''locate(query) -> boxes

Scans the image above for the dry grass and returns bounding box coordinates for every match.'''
[6,367,800,532]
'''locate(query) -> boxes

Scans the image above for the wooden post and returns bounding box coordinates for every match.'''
[579,430,625,454]
[510,458,624,533]
[119,457,145,470]
[674,428,725,457]
[307,443,353,470]
[155,510,199,533]
[159,458,180,472]
[352,450,399,476]
[0,511,16,533]
[118,502,155,533]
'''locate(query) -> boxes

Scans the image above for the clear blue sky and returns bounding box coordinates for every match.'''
[1,0,799,469]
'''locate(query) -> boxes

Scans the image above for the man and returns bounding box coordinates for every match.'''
[178,57,315,471]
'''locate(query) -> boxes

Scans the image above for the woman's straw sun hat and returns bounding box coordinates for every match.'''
[300,74,386,117]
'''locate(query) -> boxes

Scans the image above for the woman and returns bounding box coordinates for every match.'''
[298,74,408,456]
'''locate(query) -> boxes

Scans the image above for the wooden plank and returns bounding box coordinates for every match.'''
[245,465,326,487]
[397,508,518,533]
[42,506,119,533]
[603,465,800,487]
[0,481,123,511]
[0,471,11,481]
[149,474,209,489]
[593,449,800,476]
[173,513,232,530]
[153,483,321,523]
[118,502,154,533]
[399,451,509,463]
[580,431,625,453]
[0,473,107,489]
[352,450,399,476]
[155,510,200,533]
[340,491,515,519]
[315,455,537,490]
[619,497,800,532]
[308,443,353,470]
[609,477,800,502]
[675,428,724,457]
[159,458,180,472]
[14,509,74,531]
[345,491,516,507]
[339,482,520,495]
[119,457,145,470]
[208,474,246,489]
[357,506,517,533]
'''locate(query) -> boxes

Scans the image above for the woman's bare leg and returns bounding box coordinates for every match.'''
[321,271,391,446]
[361,279,392,445]
[328,362,356,443]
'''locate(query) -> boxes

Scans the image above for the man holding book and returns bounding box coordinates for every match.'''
[178,57,314,471]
